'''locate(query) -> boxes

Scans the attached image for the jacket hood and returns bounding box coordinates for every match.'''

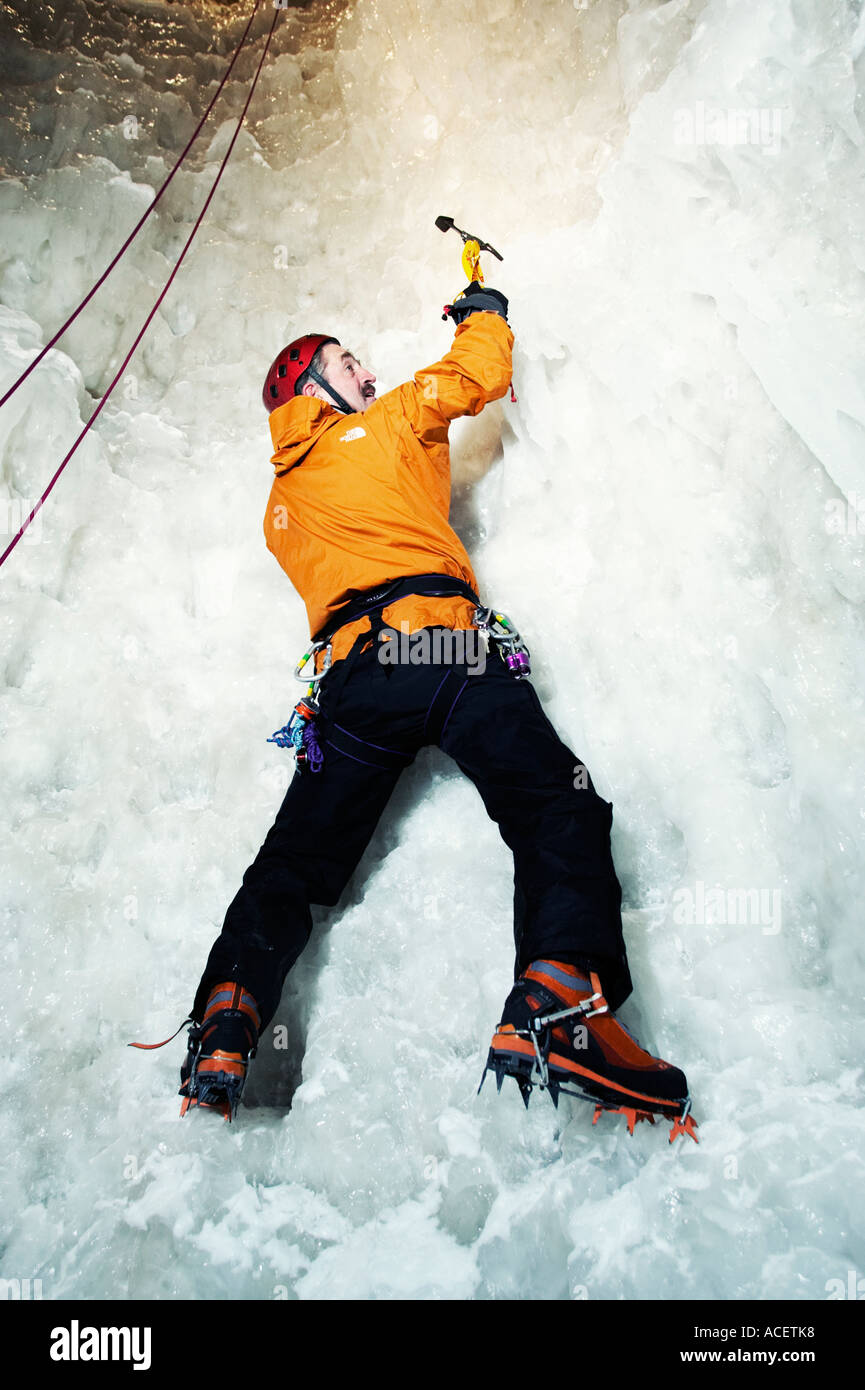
[268,397,342,473]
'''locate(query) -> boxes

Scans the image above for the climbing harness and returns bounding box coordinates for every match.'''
[268,574,533,774]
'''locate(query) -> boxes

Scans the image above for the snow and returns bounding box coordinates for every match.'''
[1,0,864,1301]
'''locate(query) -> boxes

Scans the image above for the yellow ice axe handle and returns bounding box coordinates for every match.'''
[460,239,484,286]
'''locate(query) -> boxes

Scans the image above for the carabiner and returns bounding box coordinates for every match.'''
[294,640,333,686]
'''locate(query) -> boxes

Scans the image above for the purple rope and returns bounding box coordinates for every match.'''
[0,0,262,412]
[303,722,324,773]
[0,2,279,572]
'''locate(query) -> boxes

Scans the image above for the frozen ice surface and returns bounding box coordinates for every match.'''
[1,0,864,1300]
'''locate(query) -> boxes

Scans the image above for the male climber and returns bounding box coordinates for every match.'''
[178,283,696,1143]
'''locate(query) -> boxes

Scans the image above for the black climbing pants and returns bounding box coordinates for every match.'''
[192,629,632,1028]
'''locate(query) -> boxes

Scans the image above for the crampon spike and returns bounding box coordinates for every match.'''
[179,1065,240,1123]
[481,961,697,1144]
[668,1112,699,1145]
[477,1060,507,1096]
[177,983,259,1123]
[179,1093,234,1123]
[591,1104,656,1135]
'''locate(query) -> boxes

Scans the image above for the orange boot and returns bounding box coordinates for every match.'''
[480,960,697,1143]
[179,982,260,1122]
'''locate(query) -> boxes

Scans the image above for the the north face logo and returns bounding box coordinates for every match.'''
[340,427,366,442]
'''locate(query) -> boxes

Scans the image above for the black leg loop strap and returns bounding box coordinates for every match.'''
[318,610,415,772]
[318,613,382,716]
[422,666,469,746]
[324,723,414,772]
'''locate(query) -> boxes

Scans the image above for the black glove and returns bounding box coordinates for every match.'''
[444,281,509,326]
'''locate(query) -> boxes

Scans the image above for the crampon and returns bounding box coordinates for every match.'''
[478,959,698,1145]
[178,982,260,1123]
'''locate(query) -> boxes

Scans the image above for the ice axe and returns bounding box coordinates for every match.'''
[436,215,503,314]
[436,215,515,401]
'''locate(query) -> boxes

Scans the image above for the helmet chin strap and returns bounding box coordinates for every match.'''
[306,366,356,416]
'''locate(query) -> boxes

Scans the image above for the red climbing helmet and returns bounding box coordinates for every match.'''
[262,334,339,414]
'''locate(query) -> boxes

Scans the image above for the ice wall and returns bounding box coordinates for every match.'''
[1,0,863,1300]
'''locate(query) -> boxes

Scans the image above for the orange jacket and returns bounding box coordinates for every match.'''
[264,312,514,665]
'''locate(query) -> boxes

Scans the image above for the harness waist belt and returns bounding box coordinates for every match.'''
[313,572,481,645]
